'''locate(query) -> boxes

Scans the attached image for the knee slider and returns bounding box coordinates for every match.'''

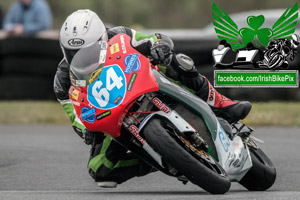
[171,53,198,77]
[175,53,195,71]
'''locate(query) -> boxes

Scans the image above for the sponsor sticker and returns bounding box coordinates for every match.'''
[127,73,137,91]
[232,154,248,168]
[110,43,120,54]
[71,89,79,101]
[152,97,171,113]
[75,80,86,87]
[129,125,145,144]
[124,53,140,74]
[173,83,200,102]
[89,68,103,84]
[114,96,123,105]
[99,50,107,64]
[96,110,111,121]
[120,35,127,54]
[71,100,80,107]
[218,127,230,152]
[68,38,85,47]
[81,107,96,123]
[99,41,108,49]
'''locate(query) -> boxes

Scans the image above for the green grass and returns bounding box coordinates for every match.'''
[0,101,70,125]
[241,102,300,127]
[0,101,299,127]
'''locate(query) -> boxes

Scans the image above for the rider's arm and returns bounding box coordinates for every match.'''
[107,26,204,93]
[53,60,85,138]
[107,26,173,72]
[107,26,160,55]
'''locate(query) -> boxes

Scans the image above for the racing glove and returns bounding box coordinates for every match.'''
[84,129,107,145]
[84,129,95,145]
[150,40,173,66]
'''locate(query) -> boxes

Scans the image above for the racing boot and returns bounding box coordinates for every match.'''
[166,54,252,123]
[167,53,251,123]
[199,77,252,123]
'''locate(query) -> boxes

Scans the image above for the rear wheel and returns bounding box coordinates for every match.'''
[239,146,276,191]
[142,118,231,194]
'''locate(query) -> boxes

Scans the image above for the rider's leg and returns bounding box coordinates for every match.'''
[165,53,252,123]
[88,134,155,188]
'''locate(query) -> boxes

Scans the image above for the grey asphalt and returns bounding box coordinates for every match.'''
[0,125,300,200]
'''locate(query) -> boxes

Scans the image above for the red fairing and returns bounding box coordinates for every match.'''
[69,34,159,138]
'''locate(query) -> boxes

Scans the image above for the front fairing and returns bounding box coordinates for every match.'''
[69,34,159,137]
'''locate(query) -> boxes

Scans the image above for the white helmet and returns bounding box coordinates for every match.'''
[60,9,107,64]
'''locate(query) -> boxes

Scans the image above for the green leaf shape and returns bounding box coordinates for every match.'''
[272,2,298,39]
[212,2,243,49]
[247,15,265,30]
[257,28,273,46]
[239,27,256,46]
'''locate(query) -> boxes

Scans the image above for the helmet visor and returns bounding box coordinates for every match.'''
[64,49,79,64]
[70,41,108,86]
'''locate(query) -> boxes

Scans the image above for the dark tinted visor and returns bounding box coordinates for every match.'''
[70,41,108,86]
[64,49,79,64]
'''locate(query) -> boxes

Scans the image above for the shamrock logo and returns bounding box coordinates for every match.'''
[239,15,272,47]
[212,2,298,49]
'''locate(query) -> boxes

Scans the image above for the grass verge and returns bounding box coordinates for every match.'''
[241,102,300,127]
[0,101,299,127]
[0,101,69,125]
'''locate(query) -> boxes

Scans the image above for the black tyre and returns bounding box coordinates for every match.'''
[239,147,276,191]
[142,118,231,194]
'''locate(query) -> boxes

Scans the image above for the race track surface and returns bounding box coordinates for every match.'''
[0,125,299,200]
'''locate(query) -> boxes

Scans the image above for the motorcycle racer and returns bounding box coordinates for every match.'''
[53,9,251,188]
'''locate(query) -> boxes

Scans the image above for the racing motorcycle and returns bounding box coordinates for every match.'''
[69,33,276,194]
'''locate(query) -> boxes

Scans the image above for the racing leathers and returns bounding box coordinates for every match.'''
[53,26,251,185]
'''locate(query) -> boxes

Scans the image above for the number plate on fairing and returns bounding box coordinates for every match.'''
[88,65,126,109]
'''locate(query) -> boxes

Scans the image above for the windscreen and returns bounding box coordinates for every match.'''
[70,41,108,86]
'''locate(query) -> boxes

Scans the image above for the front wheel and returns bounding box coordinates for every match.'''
[142,118,231,194]
[239,147,276,191]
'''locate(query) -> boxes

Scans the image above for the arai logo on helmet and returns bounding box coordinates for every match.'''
[68,38,85,47]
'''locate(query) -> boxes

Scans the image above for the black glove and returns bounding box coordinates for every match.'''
[84,129,95,145]
[150,40,173,66]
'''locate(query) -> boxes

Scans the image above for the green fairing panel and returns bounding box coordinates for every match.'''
[152,70,218,140]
